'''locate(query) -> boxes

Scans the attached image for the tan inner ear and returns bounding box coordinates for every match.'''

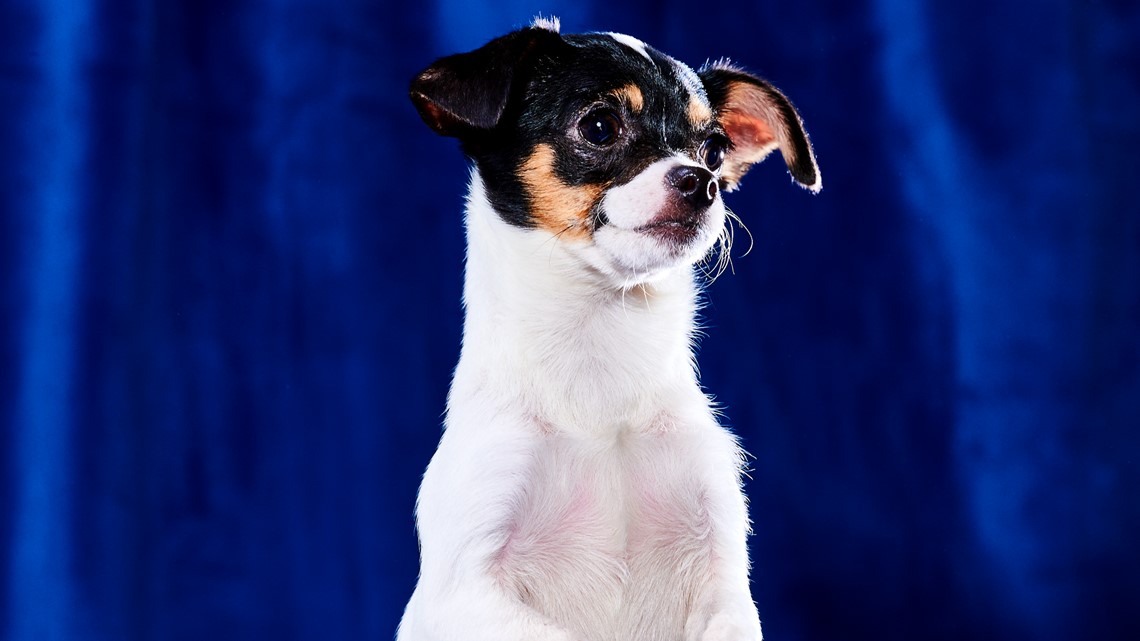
[720,112,779,188]
[718,84,787,188]
[722,112,776,159]
[519,144,602,240]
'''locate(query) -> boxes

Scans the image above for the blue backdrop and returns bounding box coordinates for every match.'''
[3,1,1138,640]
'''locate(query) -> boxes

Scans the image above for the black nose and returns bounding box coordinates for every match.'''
[666,165,718,209]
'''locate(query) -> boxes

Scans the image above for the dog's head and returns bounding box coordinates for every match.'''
[411,18,820,285]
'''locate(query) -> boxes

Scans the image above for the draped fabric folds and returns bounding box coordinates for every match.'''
[2,1,1137,639]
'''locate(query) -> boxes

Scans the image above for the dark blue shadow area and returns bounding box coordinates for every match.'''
[2,1,1138,640]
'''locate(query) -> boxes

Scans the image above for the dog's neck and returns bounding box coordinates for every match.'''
[449,173,704,433]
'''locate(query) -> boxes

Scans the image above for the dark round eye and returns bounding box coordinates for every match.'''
[700,135,728,172]
[578,108,623,146]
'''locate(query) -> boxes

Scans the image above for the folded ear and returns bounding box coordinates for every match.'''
[410,26,561,137]
[699,62,821,193]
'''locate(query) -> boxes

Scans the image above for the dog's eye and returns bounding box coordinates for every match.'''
[578,109,623,147]
[700,135,728,172]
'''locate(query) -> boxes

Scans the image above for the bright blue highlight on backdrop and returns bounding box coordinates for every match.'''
[2,1,1138,640]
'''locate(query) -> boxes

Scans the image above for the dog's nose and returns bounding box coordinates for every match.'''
[666,165,718,209]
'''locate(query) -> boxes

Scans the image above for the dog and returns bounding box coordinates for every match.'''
[398,17,819,641]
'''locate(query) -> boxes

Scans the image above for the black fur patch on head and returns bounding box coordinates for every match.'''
[411,29,725,233]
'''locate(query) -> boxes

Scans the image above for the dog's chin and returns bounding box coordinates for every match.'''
[577,202,726,286]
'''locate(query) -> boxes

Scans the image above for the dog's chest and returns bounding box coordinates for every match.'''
[494,429,716,640]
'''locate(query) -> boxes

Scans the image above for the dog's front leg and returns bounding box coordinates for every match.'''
[397,412,579,641]
[682,431,765,641]
[689,589,764,641]
[684,512,765,641]
[399,577,578,641]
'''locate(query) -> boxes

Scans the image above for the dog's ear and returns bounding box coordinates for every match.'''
[410,27,560,137]
[699,62,821,193]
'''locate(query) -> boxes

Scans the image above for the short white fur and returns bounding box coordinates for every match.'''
[396,163,764,641]
[607,32,654,63]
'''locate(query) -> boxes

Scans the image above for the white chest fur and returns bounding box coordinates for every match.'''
[399,174,757,641]
[491,421,740,641]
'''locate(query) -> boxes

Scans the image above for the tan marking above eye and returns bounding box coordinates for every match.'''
[688,96,713,126]
[519,144,603,241]
[612,84,644,113]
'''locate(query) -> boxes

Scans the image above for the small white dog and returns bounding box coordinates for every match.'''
[399,17,819,641]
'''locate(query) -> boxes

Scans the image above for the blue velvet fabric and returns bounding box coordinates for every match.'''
[3,1,1138,639]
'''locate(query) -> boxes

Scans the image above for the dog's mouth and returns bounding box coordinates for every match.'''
[635,209,706,245]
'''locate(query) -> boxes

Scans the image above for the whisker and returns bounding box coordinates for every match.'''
[725,206,754,258]
[700,218,732,283]
[699,204,756,285]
